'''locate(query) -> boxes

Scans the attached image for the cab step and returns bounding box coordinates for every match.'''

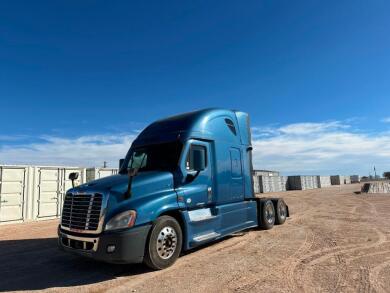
[192,231,220,243]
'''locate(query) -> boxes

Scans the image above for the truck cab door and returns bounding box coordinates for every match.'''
[178,140,212,209]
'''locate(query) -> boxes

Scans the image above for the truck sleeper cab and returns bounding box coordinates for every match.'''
[58,109,289,269]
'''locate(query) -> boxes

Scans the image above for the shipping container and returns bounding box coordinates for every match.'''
[331,175,351,185]
[253,175,260,194]
[86,168,118,182]
[32,167,86,220]
[331,175,343,185]
[0,166,28,223]
[288,176,319,190]
[350,175,360,183]
[258,175,288,193]
[1,165,86,224]
[317,176,331,188]
[344,176,351,184]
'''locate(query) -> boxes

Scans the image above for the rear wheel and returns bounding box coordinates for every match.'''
[259,199,275,230]
[275,199,287,225]
[144,216,182,270]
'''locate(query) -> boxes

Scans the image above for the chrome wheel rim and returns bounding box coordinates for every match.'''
[265,203,275,224]
[156,226,177,259]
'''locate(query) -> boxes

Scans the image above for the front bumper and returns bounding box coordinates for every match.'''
[58,224,152,264]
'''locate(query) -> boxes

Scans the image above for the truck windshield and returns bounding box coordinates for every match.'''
[119,141,183,174]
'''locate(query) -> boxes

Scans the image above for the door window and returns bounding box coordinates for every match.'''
[186,145,207,171]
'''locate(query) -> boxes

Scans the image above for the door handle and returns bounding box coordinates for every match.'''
[0,200,7,203]
[207,187,212,202]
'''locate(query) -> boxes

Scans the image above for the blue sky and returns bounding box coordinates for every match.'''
[1,0,390,175]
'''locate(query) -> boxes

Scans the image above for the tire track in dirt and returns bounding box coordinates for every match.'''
[280,226,315,292]
[298,228,387,293]
[282,186,386,293]
[369,256,390,293]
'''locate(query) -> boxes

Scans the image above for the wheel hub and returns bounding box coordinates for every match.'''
[156,226,177,259]
[265,203,275,223]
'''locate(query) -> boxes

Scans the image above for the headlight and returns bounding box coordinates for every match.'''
[105,210,137,231]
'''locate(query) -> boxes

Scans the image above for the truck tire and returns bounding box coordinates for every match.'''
[274,198,287,225]
[259,199,275,230]
[144,215,182,270]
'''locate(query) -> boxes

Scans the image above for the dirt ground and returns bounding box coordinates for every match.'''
[1,184,390,293]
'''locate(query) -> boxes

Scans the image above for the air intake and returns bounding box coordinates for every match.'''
[61,193,102,231]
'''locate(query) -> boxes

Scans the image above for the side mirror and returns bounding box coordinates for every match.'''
[69,172,79,188]
[192,149,206,172]
[119,158,125,169]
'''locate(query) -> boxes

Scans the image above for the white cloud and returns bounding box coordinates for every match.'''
[382,117,390,123]
[278,121,348,135]
[251,121,390,175]
[1,121,389,175]
[0,134,136,168]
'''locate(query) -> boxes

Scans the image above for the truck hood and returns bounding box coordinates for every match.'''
[71,171,174,201]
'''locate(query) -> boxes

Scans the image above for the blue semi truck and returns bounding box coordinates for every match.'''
[58,109,289,269]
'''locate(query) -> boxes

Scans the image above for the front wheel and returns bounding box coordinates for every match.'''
[144,216,182,270]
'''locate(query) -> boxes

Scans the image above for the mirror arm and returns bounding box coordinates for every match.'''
[186,170,200,183]
[124,176,133,199]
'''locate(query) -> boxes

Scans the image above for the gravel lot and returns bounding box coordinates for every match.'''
[1,184,390,293]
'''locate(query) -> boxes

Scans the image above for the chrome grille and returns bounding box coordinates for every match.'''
[61,193,102,231]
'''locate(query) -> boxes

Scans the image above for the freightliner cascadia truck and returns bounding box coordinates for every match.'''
[58,109,289,269]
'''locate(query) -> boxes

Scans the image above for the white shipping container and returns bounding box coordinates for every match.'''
[0,166,28,223]
[258,176,288,193]
[86,168,118,182]
[1,165,87,224]
[317,176,331,188]
[32,167,86,220]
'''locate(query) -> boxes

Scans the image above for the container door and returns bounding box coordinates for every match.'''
[37,168,60,218]
[0,167,26,222]
[229,148,244,201]
[98,169,114,179]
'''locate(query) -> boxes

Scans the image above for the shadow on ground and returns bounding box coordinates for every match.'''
[0,230,253,291]
[0,238,151,291]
